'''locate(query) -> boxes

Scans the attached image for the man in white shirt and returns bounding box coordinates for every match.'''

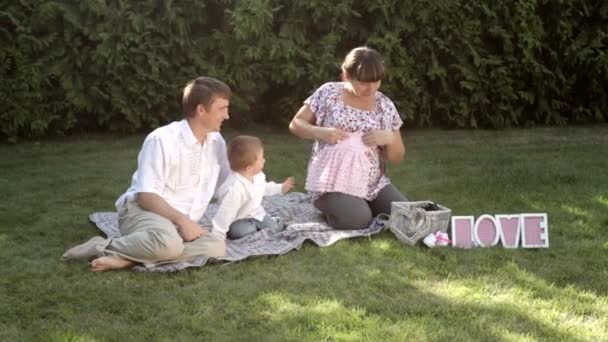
[212,135,295,239]
[62,76,232,271]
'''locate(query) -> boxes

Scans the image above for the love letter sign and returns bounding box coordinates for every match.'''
[451,214,549,248]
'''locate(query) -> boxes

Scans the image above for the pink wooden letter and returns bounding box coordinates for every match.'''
[451,216,475,248]
[496,215,521,248]
[474,215,500,247]
[521,214,549,248]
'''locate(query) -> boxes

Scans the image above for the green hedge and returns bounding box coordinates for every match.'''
[1,0,607,140]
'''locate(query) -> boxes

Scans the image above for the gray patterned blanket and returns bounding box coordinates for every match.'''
[90,192,389,272]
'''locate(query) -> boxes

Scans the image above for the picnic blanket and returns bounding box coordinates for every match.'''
[90,192,389,272]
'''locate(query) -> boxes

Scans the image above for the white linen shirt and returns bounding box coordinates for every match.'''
[115,120,230,222]
[211,172,283,236]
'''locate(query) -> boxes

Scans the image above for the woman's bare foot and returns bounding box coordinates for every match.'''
[89,256,134,272]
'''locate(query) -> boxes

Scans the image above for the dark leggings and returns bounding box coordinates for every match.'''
[313,184,408,230]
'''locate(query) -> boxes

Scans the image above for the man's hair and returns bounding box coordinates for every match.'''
[228,135,263,171]
[341,46,385,82]
[182,76,231,118]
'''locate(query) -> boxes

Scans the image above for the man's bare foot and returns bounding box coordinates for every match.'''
[89,256,134,272]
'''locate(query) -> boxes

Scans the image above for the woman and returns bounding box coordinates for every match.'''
[289,46,408,230]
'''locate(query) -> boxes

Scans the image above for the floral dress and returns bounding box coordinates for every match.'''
[303,82,403,202]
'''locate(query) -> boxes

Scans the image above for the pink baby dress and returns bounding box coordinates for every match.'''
[304,82,404,202]
[305,132,374,198]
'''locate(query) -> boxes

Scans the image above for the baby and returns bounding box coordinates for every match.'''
[213,135,295,240]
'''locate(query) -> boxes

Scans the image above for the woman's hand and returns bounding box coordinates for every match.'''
[290,105,348,144]
[362,130,394,147]
[319,127,349,144]
[281,176,295,194]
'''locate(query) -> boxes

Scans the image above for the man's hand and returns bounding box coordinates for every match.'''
[137,193,208,241]
[176,218,207,242]
[318,127,349,144]
[282,177,295,194]
[362,130,394,147]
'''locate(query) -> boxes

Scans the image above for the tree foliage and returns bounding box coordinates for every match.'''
[1,0,607,140]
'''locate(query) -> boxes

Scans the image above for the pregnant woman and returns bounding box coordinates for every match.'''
[289,46,408,229]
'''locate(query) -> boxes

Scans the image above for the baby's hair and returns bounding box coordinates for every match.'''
[228,135,263,171]
[341,46,385,82]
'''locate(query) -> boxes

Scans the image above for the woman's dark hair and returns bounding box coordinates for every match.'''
[341,46,385,82]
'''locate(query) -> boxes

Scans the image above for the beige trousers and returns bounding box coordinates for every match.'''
[98,199,226,268]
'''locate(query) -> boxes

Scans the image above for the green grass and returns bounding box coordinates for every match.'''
[1,125,607,341]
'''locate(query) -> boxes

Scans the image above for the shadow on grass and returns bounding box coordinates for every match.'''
[252,291,587,341]
[3,126,607,340]
[397,127,608,300]
[245,244,589,341]
[512,192,608,297]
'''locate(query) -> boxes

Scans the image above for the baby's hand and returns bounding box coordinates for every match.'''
[282,176,295,194]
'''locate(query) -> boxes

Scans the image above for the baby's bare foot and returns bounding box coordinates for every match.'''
[90,256,134,272]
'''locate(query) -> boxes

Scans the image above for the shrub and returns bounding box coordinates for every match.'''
[1,0,606,140]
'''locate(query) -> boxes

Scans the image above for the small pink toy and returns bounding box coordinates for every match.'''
[423,231,452,248]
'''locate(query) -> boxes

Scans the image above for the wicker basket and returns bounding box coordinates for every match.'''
[388,201,452,245]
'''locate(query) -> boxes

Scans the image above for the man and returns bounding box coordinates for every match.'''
[62,76,232,271]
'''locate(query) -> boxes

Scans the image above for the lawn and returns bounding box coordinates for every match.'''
[1,125,607,341]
